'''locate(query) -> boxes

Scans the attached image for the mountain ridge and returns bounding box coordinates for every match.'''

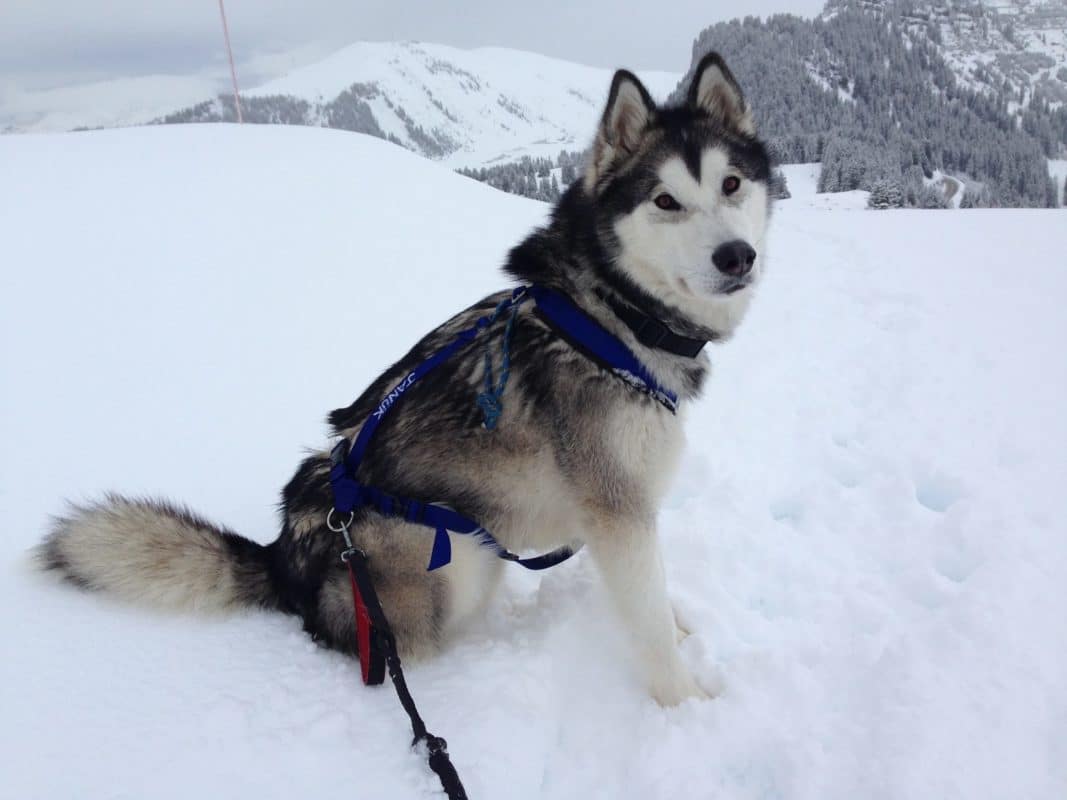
[155,41,679,170]
[6,3,1064,206]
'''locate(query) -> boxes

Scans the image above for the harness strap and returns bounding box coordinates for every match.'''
[329,285,581,572]
[528,285,679,412]
[330,440,578,571]
[330,283,682,572]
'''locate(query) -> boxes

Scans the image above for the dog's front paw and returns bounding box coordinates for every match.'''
[674,625,689,645]
[672,603,694,643]
[649,663,710,707]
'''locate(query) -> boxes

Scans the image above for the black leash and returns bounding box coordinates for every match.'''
[339,539,468,799]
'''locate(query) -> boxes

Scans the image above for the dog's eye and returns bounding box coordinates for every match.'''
[722,176,741,195]
[653,193,681,211]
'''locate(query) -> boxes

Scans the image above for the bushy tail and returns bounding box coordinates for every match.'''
[37,494,279,613]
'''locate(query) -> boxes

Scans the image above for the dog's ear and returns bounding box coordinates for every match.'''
[687,52,755,135]
[600,70,656,152]
[585,70,656,192]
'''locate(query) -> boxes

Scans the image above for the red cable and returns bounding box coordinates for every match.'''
[347,564,374,684]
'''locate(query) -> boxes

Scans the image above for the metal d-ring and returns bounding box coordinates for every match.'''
[327,507,359,560]
[326,507,355,534]
[339,546,366,564]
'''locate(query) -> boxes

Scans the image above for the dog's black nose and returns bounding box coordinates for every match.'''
[712,240,757,277]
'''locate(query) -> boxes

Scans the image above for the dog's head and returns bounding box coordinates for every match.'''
[584,53,772,336]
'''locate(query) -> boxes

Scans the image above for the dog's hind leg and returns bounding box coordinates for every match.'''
[586,517,707,707]
[438,531,505,635]
[305,519,501,663]
[310,563,448,662]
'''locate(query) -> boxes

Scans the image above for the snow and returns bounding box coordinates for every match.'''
[0,73,223,134]
[778,163,822,198]
[804,62,855,105]
[926,169,966,208]
[3,125,1066,800]
[778,162,871,210]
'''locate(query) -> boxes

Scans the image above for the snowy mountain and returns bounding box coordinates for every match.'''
[893,0,1067,111]
[157,41,680,169]
[855,0,1067,156]
[3,123,1066,800]
[6,9,1064,205]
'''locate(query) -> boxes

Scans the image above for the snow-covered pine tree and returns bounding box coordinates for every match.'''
[868,178,904,209]
[769,168,791,199]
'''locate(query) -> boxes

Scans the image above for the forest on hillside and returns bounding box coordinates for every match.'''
[675,1,1062,207]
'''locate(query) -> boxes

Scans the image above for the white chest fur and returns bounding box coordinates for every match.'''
[606,399,687,507]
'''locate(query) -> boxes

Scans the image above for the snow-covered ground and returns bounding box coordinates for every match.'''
[2,126,1065,800]
[778,162,871,209]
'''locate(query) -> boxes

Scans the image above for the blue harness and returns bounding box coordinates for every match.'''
[327,284,678,572]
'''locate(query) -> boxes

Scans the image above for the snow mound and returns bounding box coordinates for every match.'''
[2,125,1065,799]
[778,163,871,210]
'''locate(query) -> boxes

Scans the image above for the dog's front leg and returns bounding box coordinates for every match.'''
[587,518,706,706]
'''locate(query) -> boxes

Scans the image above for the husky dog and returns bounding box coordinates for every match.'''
[38,53,771,707]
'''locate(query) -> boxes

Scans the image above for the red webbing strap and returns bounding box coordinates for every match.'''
[345,561,385,685]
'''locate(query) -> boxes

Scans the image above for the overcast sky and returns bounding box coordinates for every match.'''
[2,0,826,91]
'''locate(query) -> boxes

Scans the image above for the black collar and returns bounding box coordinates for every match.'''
[597,290,708,359]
